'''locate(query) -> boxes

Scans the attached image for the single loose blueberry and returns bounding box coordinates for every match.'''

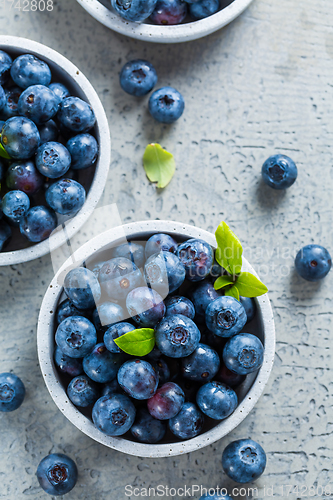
[19,205,57,242]
[99,257,143,301]
[112,241,145,269]
[38,119,59,144]
[11,54,51,89]
[2,190,30,224]
[223,333,264,375]
[0,372,25,412]
[165,295,195,320]
[54,346,83,377]
[118,359,159,400]
[0,86,22,119]
[46,178,86,216]
[111,0,158,21]
[64,267,101,310]
[147,382,185,420]
[56,316,97,359]
[196,381,238,420]
[0,220,11,251]
[177,239,214,282]
[295,244,332,281]
[188,279,221,322]
[92,393,136,436]
[150,0,187,25]
[83,343,124,384]
[120,60,158,97]
[168,402,204,439]
[49,82,70,103]
[6,160,44,195]
[222,439,267,483]
[126,287,166,328]
[149,87,185,124]
[1,116,40,159]
[239,296,256,323]
[261,154,297,189]
[189,0,219,19]
[57,97,96,133]
[95,302,125,329]
[205,296,247,338]
[0,50,12,85]
[144,251,186,297]
[66,133,98,170]
[37,453,78,496]
[17,85,59,125]
[155,314,201,358]
[35,141,71,178]
[104,322,135,353]
[130,408,166,444]
[181,343,220,382]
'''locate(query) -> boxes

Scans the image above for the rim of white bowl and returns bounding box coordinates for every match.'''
[37,220,275,458]
[0,36,111,266]
[76,0,254,43]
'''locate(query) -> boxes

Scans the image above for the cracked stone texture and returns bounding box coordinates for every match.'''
[0,0,333,498]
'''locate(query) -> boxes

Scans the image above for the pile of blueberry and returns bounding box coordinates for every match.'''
[53,232,264,443]
[0,50,99,251]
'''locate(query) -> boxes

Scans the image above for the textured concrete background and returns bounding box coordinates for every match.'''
[0,0,333,498]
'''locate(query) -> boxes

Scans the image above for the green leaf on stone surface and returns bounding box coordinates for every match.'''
[113,328,155,356]
[143,143,175,189]
[214,275,235,291]
[224,284,240,301]
[235,272,268,297]
[215,221,243,276]
[0,142,10,160]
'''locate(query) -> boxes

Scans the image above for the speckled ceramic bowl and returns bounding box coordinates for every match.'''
[37,220,275,458]
[0,36,111,266]
[76,0,254,43]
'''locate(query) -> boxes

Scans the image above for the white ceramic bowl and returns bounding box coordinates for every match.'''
[0,36,111,266]
[76,0,254,43]
[37,220,275,458]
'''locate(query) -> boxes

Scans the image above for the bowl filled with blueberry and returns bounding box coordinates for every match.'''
[76,0,254,43]
[0,36,111,266]
[37,220,275,458]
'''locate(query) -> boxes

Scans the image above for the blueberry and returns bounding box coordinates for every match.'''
[130,408,166,444]
[104,322,135,353]
[262,154,297,189]
[83,343,123,384]
[0,219,11,251]
[147,382,185,420]
[111,0,158,21]
[222,439,267,483]
[56,299,91,325]
[119,60,158,97]
[181,343,220,382]
[177,239,214,282]
[295,244,332,281]
[0,372,25,412]
[19,205,57,242]
[145,233,178,260]
[35,141,71,178]
[38,119,59,144]
[216,363,246,387]
[95,302,125,329]
[2,190,30,224]
[152,358,171,385]
[1,116,40,159]
[144,251,185,297]
[0,50,12,85]
[102,378,124,396]
[118,359,159,400]
[239,296,256,323]
[49,82,70,102]
[99,257,143,301]
[150,0,187,25]
[112,241,145,269]
[149,87,185,124]
[165,295,195,320]
[155,314,201,358]
[223,333,264,375]
[196,381,237,420]
[144,345,163,362]
[189,0,219,19]
[89,260,107,278]
[126,287,166,328]
[11,54,52,89]
[205,296,247,338]
[64,267,101,310]
[17,84,59,125]
[57,97,96,133]
[92,393,136,436]
[168,402,204,439]
[0,86,22,119]
[6,160,44,195]
[54,346,83,377]
[0,85,5,112]
[188,279,221,322]
[66,133,98,170]
[55,316,97,358]
[46,178,86,216]
[37,453,78,496]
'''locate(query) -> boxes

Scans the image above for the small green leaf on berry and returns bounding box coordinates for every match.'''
[224,285,240,300]
[113,328,155,356]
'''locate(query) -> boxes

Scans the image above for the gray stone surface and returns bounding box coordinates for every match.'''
[0,0,333,498]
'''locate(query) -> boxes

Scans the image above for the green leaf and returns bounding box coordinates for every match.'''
[235,272,268,297]
[224,285,240,300]
[214,275,235,291]
[0,143,10,160]
[143,143,175,189]
[215,221,243,276]
[113,328,155,356]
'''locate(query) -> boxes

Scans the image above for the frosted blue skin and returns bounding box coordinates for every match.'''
[17,84,59,125]
[0,220,11,251]
[45,178,86,216]
[66,133,98,170]
[0,50,12,85]
[35,141,71,179]
[112,241,145,269]
[83,343,124,383]
[57,97,96,133]
[55,316,97,358]
[118,359,159,400]
[0,372,25,412]
[222,439,267,483]
[0,85,5,112]
[168,402,204,439]
[49,82,70,103]
[11,54,51,89]
[188,279,221,322]
[196,381,238,420]
[126,287,166,328]
[0,87,22,119]
[205,296,247,338]
[38,119,59,144]
[155,314,201,358]
[144,251,186,297]
[189,0,219,19]
[131,408,166,444]
[19,205,57,242]
[239,296,256,323]
[223,333,264,375]
[67,374,99,407]
[2,190,30,224]
[119,59,158,97]
[149,86,185,124]
[111,0,158,21]
[145,233,177,259]
[64,267,101,310]
[177,238,214,282]
[295,244,332,281]
[262,154,297,189]
[1,116,40,160]
[99,257,143,301]
[181,343,220,382]
[96,302,125,329]
[165,295,195,320]
[92,393,136,436]
[37,453,78,496]
[104,322,136,353]
[54,346,83,377]
[150,0,187,25]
